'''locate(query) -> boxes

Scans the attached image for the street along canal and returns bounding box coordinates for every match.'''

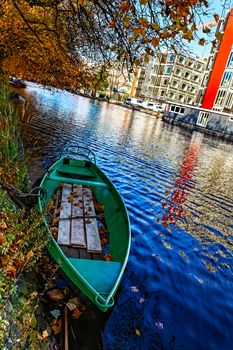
[22,83,233,350]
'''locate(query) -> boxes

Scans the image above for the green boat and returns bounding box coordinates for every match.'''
[38,146,131,312]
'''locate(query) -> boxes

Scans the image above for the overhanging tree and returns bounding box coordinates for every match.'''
[0,0,226,89]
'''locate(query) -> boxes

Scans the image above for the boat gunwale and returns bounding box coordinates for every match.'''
[38,155,131,310]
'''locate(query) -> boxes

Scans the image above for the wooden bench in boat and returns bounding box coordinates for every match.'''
[57,183,102,254]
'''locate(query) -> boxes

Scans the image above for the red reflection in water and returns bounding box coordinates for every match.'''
[161,141,200,227]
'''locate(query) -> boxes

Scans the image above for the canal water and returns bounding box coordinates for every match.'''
[22,83,233,350]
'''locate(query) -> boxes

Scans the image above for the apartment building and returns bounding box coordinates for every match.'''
[197,8,233,113]
[107,63,139,99]
[135,53,206,106]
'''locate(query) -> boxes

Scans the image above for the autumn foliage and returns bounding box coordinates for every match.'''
[0,0,218,89]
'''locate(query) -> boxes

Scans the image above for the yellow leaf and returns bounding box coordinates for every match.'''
[135,329,141,336]
[51,319,62,335]
[42,330,49,339]
[0,220,7,229]
[26,250,34,259]
[151,22,160,31]
[138,18,149,28]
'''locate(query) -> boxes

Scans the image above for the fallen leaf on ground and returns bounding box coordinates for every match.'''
[47,289,64,301]
[72,308,82,319]
[51,319,62,335]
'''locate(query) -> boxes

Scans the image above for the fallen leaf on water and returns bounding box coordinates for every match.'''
[155,322,164,329]
[135,329,141,336]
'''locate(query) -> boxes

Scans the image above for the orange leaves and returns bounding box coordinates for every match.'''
[133,27,146,38]
[108,20,115,28]
[72,308,82,319]
[121,2,131,12]
[182,30,194,42]
[151,37,160,47]
[47,289,65,301]
[0,232,4,245]
[198,38,205,46]
[138,18,149,28]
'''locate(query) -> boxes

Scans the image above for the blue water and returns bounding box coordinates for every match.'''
[22,83,233,350]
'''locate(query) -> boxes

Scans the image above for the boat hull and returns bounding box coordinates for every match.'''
[38,155,131,311]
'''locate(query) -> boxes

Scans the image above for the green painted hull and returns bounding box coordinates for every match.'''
[38,154,131,312]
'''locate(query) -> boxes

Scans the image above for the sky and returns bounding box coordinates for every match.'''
[188,1,233,59]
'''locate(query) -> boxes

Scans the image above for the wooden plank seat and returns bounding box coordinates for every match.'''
[57,184,102,253]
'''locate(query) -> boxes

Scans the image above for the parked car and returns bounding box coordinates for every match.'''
[10,77,27,88]
[146,102,164,112]
[124,97,147,108]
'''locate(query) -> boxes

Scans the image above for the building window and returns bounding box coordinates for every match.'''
[227,51,233,68]
[190,86,196,93]
[196,63,203,71]
[170,105,185,114]
[168,54,175,62]
[169,92,175,100]
[172,80,178,87]
[197,111,210,127]
[215,90,226,106]
[163,78,168,86]
[178,95,184,102]
[192,75,199,82]
[178,55,185,64]
[174,68,181,76]
[221,71,233,87]
[184,71,190,79]
[165,66,172,74]
[225,92,233,108]
[187,60,194,68]
[181,83,187,91]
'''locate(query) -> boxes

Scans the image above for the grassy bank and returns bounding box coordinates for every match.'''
[0,78,52,349]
